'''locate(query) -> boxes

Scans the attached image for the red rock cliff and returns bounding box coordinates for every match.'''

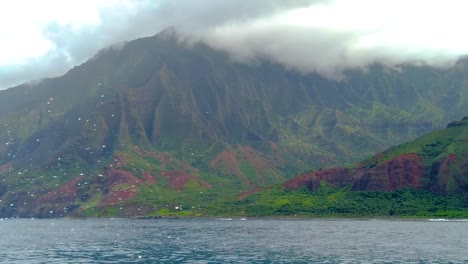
[283,153,425,192]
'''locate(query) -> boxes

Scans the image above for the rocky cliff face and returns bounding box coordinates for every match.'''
[352,153,425,191]
[0,28,467,217]
[284,153,425,192]
[284,118,468,195]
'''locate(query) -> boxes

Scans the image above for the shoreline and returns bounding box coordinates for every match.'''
[2,215,468,222]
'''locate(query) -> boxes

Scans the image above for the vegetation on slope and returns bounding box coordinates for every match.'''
[0,28,467,218]
[205,185,468,218]
[203,118,468,218]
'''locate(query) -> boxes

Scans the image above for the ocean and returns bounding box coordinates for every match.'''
[0,218,467,263]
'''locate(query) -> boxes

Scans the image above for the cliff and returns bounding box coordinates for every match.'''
[284,118,468,195]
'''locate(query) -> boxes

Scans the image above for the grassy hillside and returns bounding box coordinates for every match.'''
[207,118,468,218]
[206,185,468,218]
[0,29,467,217]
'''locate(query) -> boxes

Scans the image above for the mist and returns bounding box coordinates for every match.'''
[1,0,468,89]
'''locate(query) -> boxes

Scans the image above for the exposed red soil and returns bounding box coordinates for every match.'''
[283,168,354,191]
[142,171,157,184]
[353,153,424,191]
[38,176,85,204]
[210,148,239,172]
[98,150,207,205]
[101,189,138,205]
[238,145,272,177]
[104,168,145,186]
[284,153,425,192]
[160,170,211,190]
[100,168,160,205]
[211,145,280,188]
[435,153,459,193]
[100,169,142,205]
[211,148,249,185]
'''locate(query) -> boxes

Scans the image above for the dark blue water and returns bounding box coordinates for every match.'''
[0,218,467,263]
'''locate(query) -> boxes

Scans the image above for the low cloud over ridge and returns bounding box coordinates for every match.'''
[1,0,468,89]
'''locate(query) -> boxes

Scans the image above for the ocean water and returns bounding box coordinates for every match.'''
[0,218,467,263]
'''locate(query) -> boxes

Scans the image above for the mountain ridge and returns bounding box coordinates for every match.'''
[0,29,467,217]
[215,118,467,217]
[284,117,468,194]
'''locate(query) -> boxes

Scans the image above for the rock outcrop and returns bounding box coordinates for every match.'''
[284,153,425,192]
[284,118,468,194]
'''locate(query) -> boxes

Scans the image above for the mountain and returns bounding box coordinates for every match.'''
[0,28,467,217]
[284,117,468,193]
[219,118,467,217]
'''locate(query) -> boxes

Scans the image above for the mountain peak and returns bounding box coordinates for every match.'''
[156,26,179,40]
[0,27,467,217]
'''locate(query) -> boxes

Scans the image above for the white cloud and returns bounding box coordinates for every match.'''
[0,0,106,65]
[1,0,468,89]
[195,0,468,78]
[0,0,160,89]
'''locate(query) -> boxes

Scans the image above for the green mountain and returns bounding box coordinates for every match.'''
[220,118,468,217]
[0,29,466,217]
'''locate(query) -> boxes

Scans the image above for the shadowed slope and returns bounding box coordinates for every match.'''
[0,29,467,217]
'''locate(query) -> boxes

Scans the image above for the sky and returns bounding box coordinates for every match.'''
[1,0,468,89]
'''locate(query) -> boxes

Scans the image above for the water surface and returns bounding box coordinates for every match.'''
[0,218,467,263]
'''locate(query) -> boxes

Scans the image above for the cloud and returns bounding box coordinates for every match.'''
[0,0,162,89]
[1,0,468,89]
[0,0,312,89]
[194,0,468,79]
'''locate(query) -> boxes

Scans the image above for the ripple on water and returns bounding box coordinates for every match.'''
[0,218,467,263]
